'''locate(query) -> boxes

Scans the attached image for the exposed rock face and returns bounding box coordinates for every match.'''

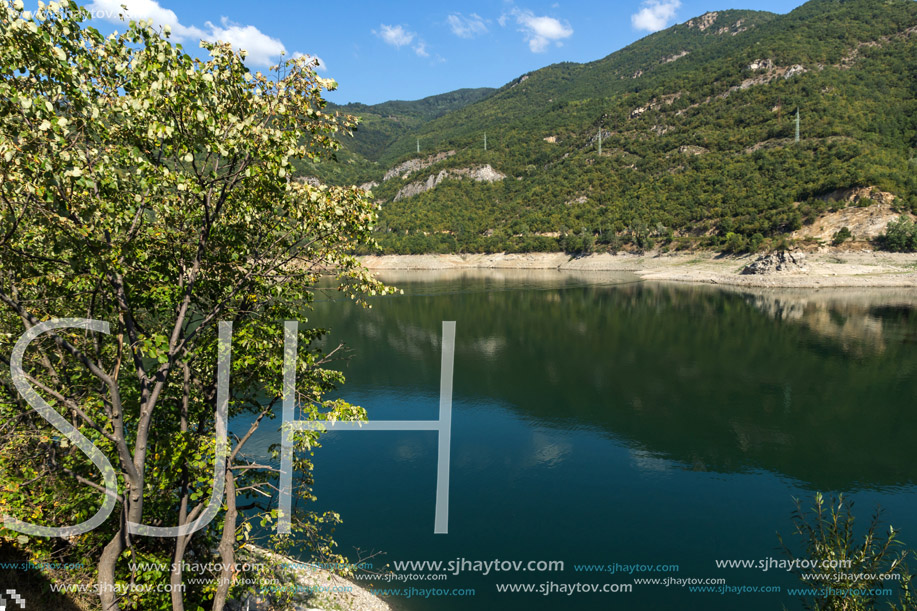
[741,251,809,275]
[818,186,896,207]
[686,12,748,35]
[687,12,719,31]
[359,181,379,191]
[678,145,708,156]
[393,165,506,201]
[784,64,806,79]
[789,187,902,243]
[630,93,681,119]
[708,64,809,103]
[748,59,775,71]
[791,206,909,244]
[717,19,748,36]
[663,50,690,63]
[383,150,456,182]
[565,195,588,206]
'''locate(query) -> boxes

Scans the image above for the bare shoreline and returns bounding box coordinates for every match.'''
[359,251,917,289]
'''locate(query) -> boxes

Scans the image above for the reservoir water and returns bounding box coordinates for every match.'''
[243,270,917,610]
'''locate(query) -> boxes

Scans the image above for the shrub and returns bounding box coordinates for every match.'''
[832,226,853,245]
[880,216,917,252]
[724,232,749,253]
[779,493,915,611]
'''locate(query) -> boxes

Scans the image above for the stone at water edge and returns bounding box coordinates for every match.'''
[741,251,809,275]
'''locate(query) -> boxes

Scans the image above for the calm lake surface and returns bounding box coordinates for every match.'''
[243,270,917,611]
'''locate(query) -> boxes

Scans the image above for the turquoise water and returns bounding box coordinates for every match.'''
[243,270,917,610]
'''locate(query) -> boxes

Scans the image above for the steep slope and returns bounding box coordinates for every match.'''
[330,87,496,162]
[375,9,779,164]
[306,0,917,255]
[300,88,496,186]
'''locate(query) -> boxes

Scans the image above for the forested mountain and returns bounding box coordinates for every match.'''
[307,88,496,185]
[328,87,496,161]
[305,0,917,254]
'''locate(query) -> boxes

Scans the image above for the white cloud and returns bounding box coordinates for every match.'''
[375,24,415,48]
[631,0,681,32]
[374,23,431,59]
[203,17,286,67]
[85,0,295,67]
[509,8,573,53]
[413,41,430,57]
[86,0,205,41]
[447,12,488,38]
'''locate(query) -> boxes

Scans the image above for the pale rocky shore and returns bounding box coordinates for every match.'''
[228,546,390,611]
[360,251,917,288]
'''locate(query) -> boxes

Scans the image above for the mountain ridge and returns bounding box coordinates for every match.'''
[306,0,917,255]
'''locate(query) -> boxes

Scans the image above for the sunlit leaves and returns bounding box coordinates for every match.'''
[0,1,392,606]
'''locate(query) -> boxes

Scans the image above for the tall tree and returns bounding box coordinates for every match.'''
[0,1,389,609]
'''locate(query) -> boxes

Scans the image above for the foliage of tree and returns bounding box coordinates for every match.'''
[0,2,389,609]
[880,216,917,252]
[832,226,852,245]
[780,493,916,611]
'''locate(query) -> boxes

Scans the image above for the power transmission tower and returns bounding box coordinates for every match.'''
[417,138,420,154]
[484,132,487,151]
[795,108,800,144]
[597,127,602,155]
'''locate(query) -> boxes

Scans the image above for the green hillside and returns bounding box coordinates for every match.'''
[305,0,917,254]
[330,87,496,161]
[304,88,496,185]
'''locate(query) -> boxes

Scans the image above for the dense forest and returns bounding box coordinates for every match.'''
[301,0,917,254]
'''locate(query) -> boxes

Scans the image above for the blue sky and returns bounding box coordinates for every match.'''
[65,0,809,104]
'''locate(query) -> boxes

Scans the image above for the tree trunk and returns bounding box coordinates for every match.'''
[171,364,192,611]
[99,478,144,611]
[98,520,126,611]
[211,468,237,611]
[170,534,189,611]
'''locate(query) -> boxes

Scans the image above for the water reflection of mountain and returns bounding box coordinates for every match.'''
[719,286,917,356]
[312,275,917,492]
